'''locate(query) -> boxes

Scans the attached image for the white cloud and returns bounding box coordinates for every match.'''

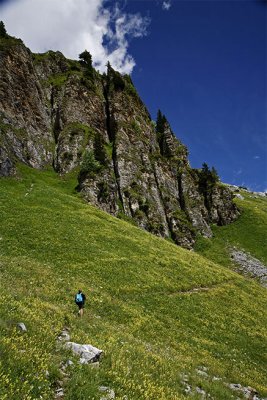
[162,1,171,11]
[253,155,260,159]
[0,0,150,74]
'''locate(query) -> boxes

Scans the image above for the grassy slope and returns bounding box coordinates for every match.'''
[195,191,267,269]
[0,166,266,400]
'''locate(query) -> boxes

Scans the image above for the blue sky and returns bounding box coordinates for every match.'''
[124,0,266,192]
[0,0,266,191]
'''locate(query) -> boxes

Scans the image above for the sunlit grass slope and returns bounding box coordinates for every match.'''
[195,190,267,270]
[0,166,266,400]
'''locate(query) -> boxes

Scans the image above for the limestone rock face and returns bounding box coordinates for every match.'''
[0,39,53,171]
[0,35,239,248]
[209,185,239,225]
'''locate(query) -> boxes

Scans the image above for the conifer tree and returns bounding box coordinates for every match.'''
[106,61,112,76]
[0,21,7,38]
[79,50,92,68]
[79,50,94,81]
[199,163,219,195]
[106,61,125,91]
[156,110,167,134]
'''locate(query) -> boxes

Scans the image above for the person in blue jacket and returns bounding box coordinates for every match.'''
[75,289,86,316]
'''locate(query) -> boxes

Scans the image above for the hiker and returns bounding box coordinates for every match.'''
[75,289,86,316]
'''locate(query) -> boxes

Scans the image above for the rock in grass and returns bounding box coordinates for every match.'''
[17,322,27,332]
[196,369,208,377]
[65,342,103,364]
[57,328,71,342]
[228,383,262,399]
[235,193,244,200]
[231,249,267,287]
[55,388,64,398]
[195,387,206,397]
[99,386,115,399]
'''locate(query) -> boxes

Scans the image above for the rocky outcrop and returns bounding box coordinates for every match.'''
[209,185,239,225]
[180,367,265,399]
[65,342,103,364]
[0,37,53,171]
[0,33,239,248]
[231,248,267,287]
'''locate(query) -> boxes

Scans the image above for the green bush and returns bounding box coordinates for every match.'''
[131,120,142,135]
[80,150,101,177]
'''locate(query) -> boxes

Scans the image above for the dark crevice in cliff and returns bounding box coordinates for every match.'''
[103,83,114,143]
[53,108,61,145]
[203,194,211,216]
[102,79,125,213]
[50,88,61,172]
[177,173,186,212]
[50,87,55,121]
[152,165,176,242]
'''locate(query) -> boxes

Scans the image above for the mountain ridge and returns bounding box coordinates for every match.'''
[0,29,239,248]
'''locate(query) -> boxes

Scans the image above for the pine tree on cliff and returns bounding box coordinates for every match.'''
[200,163,219,188]
[106,61,125,91]
[79,50,92,67]
[199,162,219,209]
[79,50,94,79]
[156,110,167,134]
[106,61,112,76]
[0,21,7,38]
[156,110,172,156]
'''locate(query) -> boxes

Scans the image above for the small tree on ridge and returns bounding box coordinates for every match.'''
[0,21,7,38]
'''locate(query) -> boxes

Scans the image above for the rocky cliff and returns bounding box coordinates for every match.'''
[0,32,239,248]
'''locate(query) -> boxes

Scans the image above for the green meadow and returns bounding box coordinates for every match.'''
[0,165,266,400]
[195,190,267,268]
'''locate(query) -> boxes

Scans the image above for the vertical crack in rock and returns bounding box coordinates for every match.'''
[52,108,61,171]
[177,172,186,212]
[50,85,63,173]
[102,77,125,213]
[152,166,174,241]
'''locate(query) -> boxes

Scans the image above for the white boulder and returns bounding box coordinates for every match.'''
[65,342,103,364]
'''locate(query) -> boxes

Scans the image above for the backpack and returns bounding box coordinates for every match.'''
[75,293,83,303]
